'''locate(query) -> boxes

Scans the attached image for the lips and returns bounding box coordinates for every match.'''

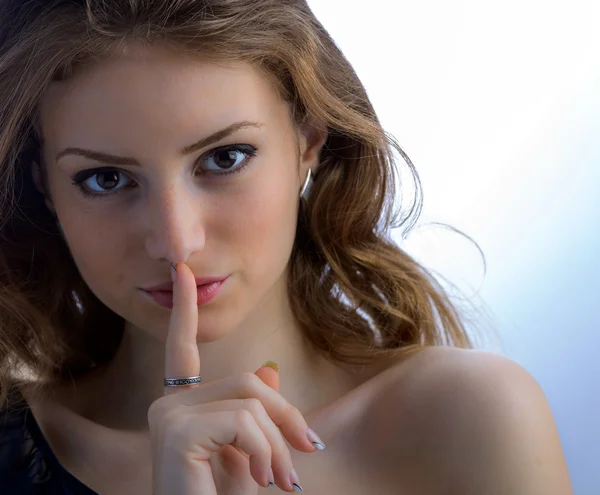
[143,275,229,292]
[143,277,228,308]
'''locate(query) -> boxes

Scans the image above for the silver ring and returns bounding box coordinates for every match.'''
[164,375,203,387]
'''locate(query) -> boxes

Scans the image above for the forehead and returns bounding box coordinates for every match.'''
[38,47,287,151]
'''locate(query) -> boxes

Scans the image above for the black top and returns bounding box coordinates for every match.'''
[0,389,98,494]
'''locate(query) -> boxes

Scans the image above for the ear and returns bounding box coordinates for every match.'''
[297,119,328,175]
[31,161,56,214]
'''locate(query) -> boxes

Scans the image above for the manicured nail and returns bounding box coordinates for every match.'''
[290,468,303,492]
[268,467,275,488]
[261,360,279,372]
[306,428,325,450]
[170,262,177,283]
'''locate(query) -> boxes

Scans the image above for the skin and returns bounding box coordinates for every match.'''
[27,44,574,494]
[35,44,355,429]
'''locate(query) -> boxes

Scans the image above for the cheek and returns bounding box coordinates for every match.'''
[59,210,129,301]
[227,174,299,280]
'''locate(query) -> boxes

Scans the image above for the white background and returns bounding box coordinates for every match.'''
[308,1,599,493]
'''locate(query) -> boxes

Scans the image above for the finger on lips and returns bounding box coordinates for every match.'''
[164,261,200,396]
[159,262,324,492]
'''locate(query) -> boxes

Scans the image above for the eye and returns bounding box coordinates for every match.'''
[71,168,134,195]
[70,144,258,199]
[199,144,257,175]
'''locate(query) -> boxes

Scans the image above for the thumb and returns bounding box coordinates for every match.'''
[255,361,280,392]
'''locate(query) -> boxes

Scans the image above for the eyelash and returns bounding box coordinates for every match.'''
[70,144,258,200]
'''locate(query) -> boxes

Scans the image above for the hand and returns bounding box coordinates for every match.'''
[148,262,320,494]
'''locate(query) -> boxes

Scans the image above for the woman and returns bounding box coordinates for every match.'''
[0,0,572,493]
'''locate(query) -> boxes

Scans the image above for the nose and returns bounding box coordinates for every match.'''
[144,182,206,263]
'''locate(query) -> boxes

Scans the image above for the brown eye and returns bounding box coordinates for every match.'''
[212,149,240,170]
[199,144,257,175]
[95,171,120,189]
[71,167,134,198]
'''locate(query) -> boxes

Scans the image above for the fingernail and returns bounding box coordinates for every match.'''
[290,468,303,492]
[170,262,177,283]
[306,428,326,450]
[261,360,279,372]
[268,467,275,488]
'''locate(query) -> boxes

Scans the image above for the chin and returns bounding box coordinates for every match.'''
[192,323,233,344]
[138,306,239,344]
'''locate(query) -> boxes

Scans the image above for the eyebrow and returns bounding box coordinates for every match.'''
[55,120,265,166]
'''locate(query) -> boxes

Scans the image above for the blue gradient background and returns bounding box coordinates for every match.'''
[309,1,599,493]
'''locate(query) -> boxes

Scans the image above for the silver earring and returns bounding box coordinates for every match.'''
[300,168,313,200]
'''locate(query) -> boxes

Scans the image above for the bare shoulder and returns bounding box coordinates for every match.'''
[360,346,574,495]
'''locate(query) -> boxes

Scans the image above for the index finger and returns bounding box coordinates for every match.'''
[164,262,200,396]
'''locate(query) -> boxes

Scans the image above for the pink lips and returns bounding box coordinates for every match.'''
[143,276,228,309]
[143,276,229,292]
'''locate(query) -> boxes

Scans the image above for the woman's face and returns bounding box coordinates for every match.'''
[36,46,325,342]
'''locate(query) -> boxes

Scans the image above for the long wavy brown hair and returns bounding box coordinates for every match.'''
[0,0,490,410]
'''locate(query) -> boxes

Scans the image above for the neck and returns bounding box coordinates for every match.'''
[51,277,363,432]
